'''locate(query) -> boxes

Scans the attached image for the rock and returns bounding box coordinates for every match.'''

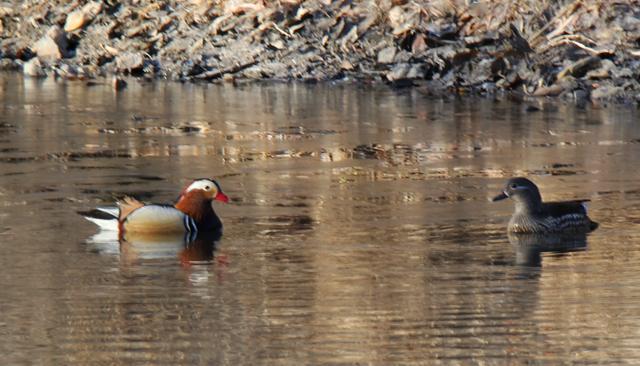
[480,82,497,94]
[64,11,86,32]
[32,26,69,60]
[339,25,359,47]
[54,63,78,79]
[406,64,424,79]
[591,85,623,101]
[388,6,406,30]
[394,50,412,63]
[358,14,377,34]
[393,16,419,36]
[116,52,144,72]
[223,0,264,15]
[0,59,20,71]
[341,59,354,71]
[33,37,61,60]
[377,47,397,64]
[269,39,285,50]
[0,4,11,16]
[23,58,46,77]
[411,34,427,54]
[469,58,493,84]
[104,45,119,56]
[64,1,103,33]
[613,67,633,79]
[427,21,457,40]
[386,63,411,81]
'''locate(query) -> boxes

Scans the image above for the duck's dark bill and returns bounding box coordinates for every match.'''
[491,192,509,202]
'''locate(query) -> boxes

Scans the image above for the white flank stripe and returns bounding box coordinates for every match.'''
[183,216,189,232]
[84,216,119,231]
[189,217,198,233]
[96,206,119,218]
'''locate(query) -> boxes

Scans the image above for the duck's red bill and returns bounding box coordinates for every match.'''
[215,192,230,203]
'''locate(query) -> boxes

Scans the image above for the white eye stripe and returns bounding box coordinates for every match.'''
[186,179,217,193]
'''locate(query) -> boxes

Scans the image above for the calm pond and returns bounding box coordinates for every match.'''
[1,73,640,365]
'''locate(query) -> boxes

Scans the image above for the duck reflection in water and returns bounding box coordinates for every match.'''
[87,230,222,266]
[509,232,588,267]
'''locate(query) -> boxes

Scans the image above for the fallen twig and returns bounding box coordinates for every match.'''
[193,59,259,80]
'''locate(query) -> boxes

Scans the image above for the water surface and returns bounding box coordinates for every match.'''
[1,74,640,365]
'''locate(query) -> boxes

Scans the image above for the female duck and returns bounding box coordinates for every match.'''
[492,177,598,233]
[84,178,228,236]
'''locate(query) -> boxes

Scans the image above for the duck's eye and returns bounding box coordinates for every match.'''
[204,185,211,190]
[509,183,518,189]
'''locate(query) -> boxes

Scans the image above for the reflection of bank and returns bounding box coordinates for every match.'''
[86,230,221,264]
[509,232,589,267]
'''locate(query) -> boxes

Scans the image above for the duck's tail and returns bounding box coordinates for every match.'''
[80,207,120,231]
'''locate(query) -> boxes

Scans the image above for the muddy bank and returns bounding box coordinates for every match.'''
[1,1,640,105]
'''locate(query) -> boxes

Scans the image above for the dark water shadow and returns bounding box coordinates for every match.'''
[509,232,589,267]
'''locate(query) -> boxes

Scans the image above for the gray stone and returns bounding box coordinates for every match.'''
[377,47,397,64]
[613,67,633,78]
[23,57,46,77]
[386,63,411,81]
[406,64,425,79]
[116,52,144,72]
[394,50,412,63]
[32,26,69,60]
[591,85,623,100]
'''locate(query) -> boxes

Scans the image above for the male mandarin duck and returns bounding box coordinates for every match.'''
[84,178,229,236]
[491,177,598,233]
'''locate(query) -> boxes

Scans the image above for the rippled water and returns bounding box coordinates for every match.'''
[2,73,640,365]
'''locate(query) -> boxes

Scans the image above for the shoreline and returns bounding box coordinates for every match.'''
[2,1,639,106]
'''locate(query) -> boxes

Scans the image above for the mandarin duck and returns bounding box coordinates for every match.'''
[84,178,228,237]
[491,177,598,233]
